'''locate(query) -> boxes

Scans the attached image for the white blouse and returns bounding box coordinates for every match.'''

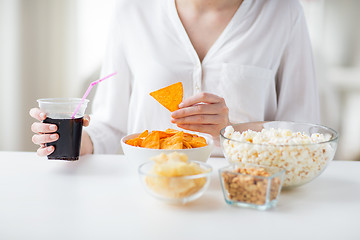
[85,0,320,154]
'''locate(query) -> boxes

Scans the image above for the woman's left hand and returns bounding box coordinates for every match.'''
[171,92,230,139]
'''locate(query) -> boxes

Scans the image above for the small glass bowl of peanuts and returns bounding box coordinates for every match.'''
[219,163,286,210]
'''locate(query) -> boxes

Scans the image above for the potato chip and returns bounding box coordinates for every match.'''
[145,152,208,198]
[150,82,183,112]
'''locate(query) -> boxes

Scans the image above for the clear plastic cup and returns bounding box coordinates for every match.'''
[37,98,89,161]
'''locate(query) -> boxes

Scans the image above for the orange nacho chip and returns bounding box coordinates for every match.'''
[126,130,149,147]
[183,141,192,149]
[160,131,184,150]
[141,131,160,149]
[126,138,142,147]
[150,82,183,112]
[164,128,179,134]
[138,130,149,139]
[151,130,172,139]
[188,136,207,148]
[125,129,207,150]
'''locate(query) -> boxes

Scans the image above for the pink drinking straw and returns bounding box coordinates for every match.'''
[71,72,117,119]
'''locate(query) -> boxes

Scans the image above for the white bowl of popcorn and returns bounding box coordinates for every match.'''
[220,121,338,188]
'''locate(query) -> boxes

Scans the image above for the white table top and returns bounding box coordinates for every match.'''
[0,151,359,240]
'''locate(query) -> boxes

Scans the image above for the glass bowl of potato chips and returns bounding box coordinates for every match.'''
[121,129,214,165]
[138,152,213,204]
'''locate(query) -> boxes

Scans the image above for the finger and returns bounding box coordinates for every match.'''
[176,123,218,136]
[171,114,223,125]
[83,115,90,127]
[37,145,55,156]
[172,102,225,118]
[31,122,57,134]
[32,133,59,145]
[29,108,47,121]
[179,92,225,108]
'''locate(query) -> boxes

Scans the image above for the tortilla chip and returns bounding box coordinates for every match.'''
[183,134,193,143]
[126,138,142,147]
[160,131,184,150]
[141,131,160,149]
[150,82,183,112]
[138,130,149,139]
[152,130,172,139]
[183,141,192,149]
[125,129,208,149]
[188,136,207,148]
[125,139,135,146]
[165,128,180,135]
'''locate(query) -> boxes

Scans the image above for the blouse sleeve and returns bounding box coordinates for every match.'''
[84,11,132,154]
[275,5,321,124]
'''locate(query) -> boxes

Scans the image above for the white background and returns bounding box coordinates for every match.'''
[0,0,359,160]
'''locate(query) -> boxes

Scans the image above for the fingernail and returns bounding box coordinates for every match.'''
[50,134,57,139]
[40,113,46,119]
[179,103,184,108]
[49,125,56,131]
[47,146,53,152]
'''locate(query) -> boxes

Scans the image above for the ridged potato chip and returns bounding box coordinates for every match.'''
[145,152,208,198]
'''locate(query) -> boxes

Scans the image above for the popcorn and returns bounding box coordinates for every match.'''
[222,126,335,187]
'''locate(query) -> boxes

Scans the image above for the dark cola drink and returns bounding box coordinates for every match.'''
[43,116,83,160]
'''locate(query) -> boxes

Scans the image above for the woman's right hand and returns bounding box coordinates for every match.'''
[29,108,91,156]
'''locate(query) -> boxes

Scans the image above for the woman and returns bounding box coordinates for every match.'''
[30,0,320,156]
